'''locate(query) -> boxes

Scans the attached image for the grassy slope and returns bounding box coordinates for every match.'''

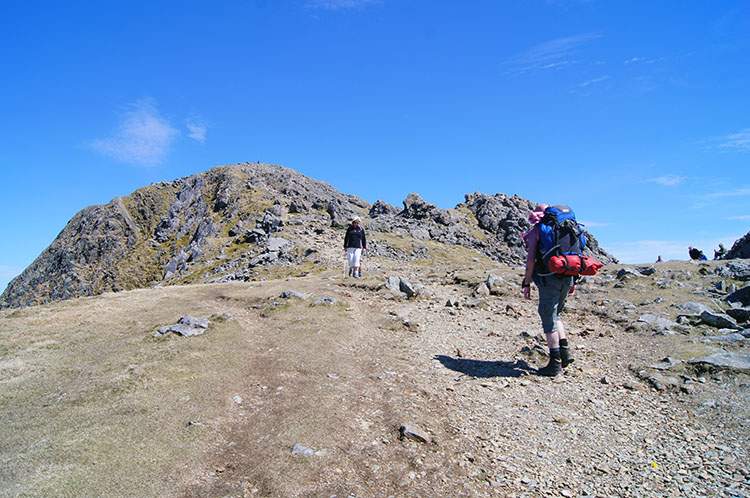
[0,284,253,496]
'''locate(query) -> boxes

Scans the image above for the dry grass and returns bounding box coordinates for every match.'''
[0,274,384,497]
[0,284,258,496]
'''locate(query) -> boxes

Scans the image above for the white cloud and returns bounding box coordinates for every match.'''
[726,215,750,220]
[90,99,179,166]
[508,33,601,74]
[306,0,379,9]
[647,175,686,187]
[186,118,207,144]
[702,187,750,200]
[718,128,750,152]
[578,220,611,228]
[624,56,662,64]
[579,75,609,87]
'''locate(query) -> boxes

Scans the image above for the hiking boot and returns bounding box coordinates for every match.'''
[537,358,562,377]
[560,347,575,368]
[348,267,353,277]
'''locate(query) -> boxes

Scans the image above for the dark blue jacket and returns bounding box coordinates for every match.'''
[344,225,367,249]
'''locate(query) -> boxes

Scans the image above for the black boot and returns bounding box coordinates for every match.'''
[538,348,562,377]
[560,339,575,368]
[560,346,575,368]
[348,267,353,277]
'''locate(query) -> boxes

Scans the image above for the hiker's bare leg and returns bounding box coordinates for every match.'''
[545,331,559,350]
[546,320,567,349]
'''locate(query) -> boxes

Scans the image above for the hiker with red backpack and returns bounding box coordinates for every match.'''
[521,205,603,376]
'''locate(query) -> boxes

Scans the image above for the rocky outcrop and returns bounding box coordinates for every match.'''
[1,197,142,308]
[725,230,750,259]
[2,163,368,309]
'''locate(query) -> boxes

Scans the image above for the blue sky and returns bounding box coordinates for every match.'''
[2,0,749,292]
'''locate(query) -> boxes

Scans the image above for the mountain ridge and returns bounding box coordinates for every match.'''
[1,162,617,309]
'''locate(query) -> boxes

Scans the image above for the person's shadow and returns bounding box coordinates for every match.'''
[434,355,535,378]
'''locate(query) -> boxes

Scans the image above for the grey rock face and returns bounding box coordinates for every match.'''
[462,192,616,267]
[369,200,399,217]
[0,197,140,308]
[724,231,750,259]
[327,199,362,228]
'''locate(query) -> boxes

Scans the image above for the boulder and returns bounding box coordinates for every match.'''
[724,285,750,307]
[156,315,210,337]
[638,314,680,330]
[676,302,713,315]
[633,265,656,276]
[715,260,750,281]
[386,276,404,296]
[726,307,750,323]
[617,268,643,280]
[702,333,747,344]
[473,282,490,297]
[280,290,310,299]
[700,310,740,329]
[399,424,431,444]
[179,315,209,328]
[267,237,293,253]
[486,274,503,294]
[688,352,750,372]
[399,278,418,298]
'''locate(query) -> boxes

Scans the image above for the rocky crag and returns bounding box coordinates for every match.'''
[725,230,750,259]
[1,162,616,310]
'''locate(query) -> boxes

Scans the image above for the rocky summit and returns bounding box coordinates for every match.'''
[1,162,616,309]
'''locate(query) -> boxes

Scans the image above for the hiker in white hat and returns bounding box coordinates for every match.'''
[343,217,367,278]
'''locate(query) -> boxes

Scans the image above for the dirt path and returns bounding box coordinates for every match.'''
[180,267,750,497]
